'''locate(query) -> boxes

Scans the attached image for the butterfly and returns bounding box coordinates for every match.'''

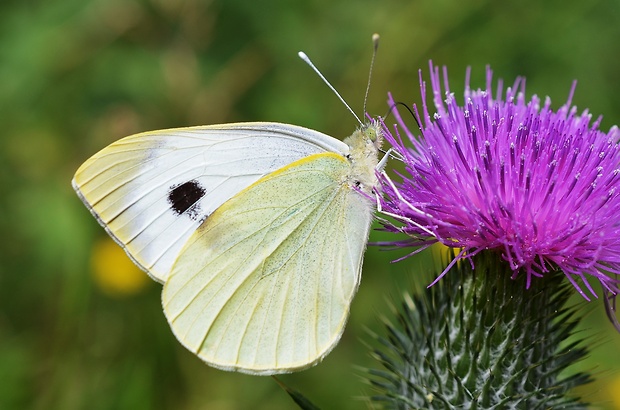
[72,120,384,374]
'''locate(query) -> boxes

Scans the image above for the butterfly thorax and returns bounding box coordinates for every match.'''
[342,121,384,195]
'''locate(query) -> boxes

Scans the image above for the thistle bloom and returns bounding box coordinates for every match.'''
[379,63,620,328]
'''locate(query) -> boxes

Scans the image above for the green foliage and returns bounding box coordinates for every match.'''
[366,255,592,409]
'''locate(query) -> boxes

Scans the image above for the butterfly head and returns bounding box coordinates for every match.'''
[343,119,384,195]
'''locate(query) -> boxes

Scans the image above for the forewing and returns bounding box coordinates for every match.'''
[162,153,374,374]
[72,122,348,282]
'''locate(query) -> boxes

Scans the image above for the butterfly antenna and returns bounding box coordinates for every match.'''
[298,51,363,126]
[363,33,380,118]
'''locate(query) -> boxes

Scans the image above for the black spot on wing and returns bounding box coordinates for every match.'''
[168,180,207,221]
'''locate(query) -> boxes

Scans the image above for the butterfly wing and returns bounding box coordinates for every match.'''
[72,123,349,282]
[162,152,375,374]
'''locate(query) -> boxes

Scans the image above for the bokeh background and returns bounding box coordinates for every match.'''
[2,0,620,408]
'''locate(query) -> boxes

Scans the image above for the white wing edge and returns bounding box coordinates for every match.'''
[72,177,163,282]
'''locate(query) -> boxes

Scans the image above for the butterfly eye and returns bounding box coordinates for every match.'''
[366,128,377,143]
[168,180,207,221]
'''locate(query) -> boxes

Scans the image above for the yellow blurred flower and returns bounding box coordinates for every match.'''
[610,373,620,408]
[430,242,462,260]
[430,242,463,273]
[90,237,150,297]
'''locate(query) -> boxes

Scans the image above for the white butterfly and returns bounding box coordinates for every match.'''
[72,120,383,374]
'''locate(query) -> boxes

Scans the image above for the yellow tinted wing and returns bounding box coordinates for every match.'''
[162,153,374,374]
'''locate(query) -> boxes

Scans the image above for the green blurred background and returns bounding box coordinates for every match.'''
[2,0,620,408]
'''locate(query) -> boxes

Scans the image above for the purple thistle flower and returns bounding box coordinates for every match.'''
[379,62,620,328]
